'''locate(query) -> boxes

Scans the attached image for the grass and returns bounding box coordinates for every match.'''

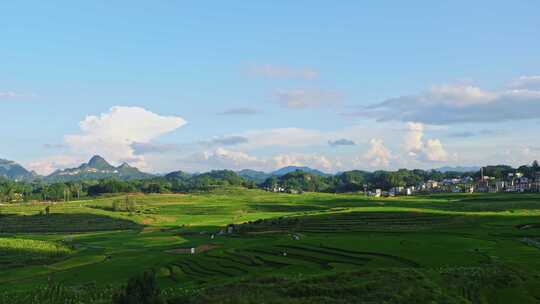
[1,189,540,303]
[0,238,73,268]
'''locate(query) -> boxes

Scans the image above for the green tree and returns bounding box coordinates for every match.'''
[113,271,165,304]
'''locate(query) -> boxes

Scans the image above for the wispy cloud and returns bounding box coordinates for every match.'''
[218,107,260,116]
[247,63,319,80]
[447,131,476,138]
[43,143,68,149]
[328,138,356,146]
[507,75,540,90]
[447,129,502,138]
[0,91,35,99]
[274,88,343,109]
[200,135,249,146]
[131,142,182,154]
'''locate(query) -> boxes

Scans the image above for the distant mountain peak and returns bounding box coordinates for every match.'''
[117,162,132,169]
[0,158,37,181]
[272,166,330,177]
[435,166,480,173]
[45,155,152,182]
[87,155,111,168]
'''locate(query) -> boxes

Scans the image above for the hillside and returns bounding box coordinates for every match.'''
[45,155,153,182]
[272,166,330,177]
[237,169,271,183]
[0,159,37,181]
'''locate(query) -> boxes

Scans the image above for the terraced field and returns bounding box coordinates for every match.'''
[1,189,540,303]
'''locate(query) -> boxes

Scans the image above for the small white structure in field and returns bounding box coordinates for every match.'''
[190,247,196,254]
[211,234,215,240]
[292,234,301,241]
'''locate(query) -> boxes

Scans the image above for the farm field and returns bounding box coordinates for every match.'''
[2,189,540,303]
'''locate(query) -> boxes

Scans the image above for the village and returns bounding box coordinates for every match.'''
[373,171,540,197]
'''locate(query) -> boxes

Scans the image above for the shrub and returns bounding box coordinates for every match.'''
[113,271,165,304]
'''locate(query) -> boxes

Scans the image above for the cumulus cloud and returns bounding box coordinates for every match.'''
[363,138,393,167]
[421,139,449,162]
[31,106,186,174]
[200,136,249,146]
[403,122,424,153]
[349,81,540,124]
[403,122,450,162]
[218,107,260,116]
[328,138,356,146]
[247,63,319,80]
[274,89,343,109]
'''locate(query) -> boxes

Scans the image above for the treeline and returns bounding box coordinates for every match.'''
[264,162,539,193]
[0,170,255,203]
[262,169,463,193]
[1,162,538,202]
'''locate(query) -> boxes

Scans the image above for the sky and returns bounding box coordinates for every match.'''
[1,1,540,175]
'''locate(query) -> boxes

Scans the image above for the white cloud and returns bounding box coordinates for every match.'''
[218,107,260,116]
[403,122,424,154]
[0,91,35,99]
[507,75,540,90]
[179,147,339,173]
[131,142,182,155]
[200,136,249,147]
[196,148,264,170]
[363,138,393,167]
[274,89,343,109]
[247,63,319,80]
[422,139,449,162]
[25,155,86,175]
[270,154,336,172]
[350,80,540,124]
[403,122,450,162]
[33,106,186,174]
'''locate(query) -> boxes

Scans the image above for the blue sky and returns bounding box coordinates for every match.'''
[1,1,540,174]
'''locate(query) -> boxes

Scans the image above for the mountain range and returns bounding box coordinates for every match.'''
[0,155,484,183]
[434,166,481,173]
[45,155,153,182]
[237,166,331,183]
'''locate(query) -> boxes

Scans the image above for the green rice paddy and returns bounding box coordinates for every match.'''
[1,189,540,303]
